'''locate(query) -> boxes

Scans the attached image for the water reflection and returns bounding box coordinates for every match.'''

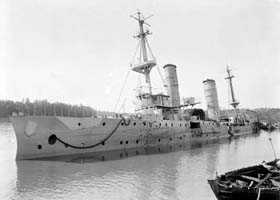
[38,137,234,164]
[14,137,230,200]
[1,123,279,200]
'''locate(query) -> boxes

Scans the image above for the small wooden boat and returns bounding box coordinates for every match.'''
[208,160,280,200]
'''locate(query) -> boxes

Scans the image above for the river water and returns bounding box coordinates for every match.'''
[0,122,279,200]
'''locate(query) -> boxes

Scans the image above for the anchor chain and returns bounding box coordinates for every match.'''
[51,117,130,149]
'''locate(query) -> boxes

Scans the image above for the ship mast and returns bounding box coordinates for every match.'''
[225,66,239,110]
[130,11,156,95]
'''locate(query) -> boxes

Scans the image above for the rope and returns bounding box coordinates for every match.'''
[54,117,129,149]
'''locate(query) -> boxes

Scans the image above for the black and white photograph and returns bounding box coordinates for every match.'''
[0,0,280,199]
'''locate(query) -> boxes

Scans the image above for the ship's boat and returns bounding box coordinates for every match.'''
[208,160,280,200]
[9,12,259,160]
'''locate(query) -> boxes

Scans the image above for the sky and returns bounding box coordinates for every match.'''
[0,0,280,112]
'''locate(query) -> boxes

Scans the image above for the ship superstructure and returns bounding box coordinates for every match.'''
[9,12,258,160]
[131,12,188,122]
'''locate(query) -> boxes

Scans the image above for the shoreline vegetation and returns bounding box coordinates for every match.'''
[0,99,96,119]
[0,99,279,124]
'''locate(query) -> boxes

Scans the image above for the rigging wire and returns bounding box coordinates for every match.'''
[144,37,165,86]
[113,40,141,113]
[117,98,127,113]
[133,40,141,64]
[227,74,230,112]
[113,66,131,113]
[137,74,141,93]
[156,65,165,87]
[144,37,155,59]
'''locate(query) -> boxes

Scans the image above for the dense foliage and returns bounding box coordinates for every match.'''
[0,99,279,123]
[0,99,96,118]
[254,108,280,124]
[220,108,280,124]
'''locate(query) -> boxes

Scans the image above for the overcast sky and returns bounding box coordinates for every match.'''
[1,0,280,112]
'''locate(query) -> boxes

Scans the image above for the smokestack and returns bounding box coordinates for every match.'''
[203,79,220,121]
[163,64,180,107]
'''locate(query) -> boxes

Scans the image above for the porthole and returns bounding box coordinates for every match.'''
[37,144,42,150]
[136,140,139,144]
[48,134,57,145]
[78,122,81,126]
[125,141,128,144]
[143,122,146,126]
[101,141,105,146]
[133,122,136,126]
[171,123,173,127]
[166,123,168,127]
[102,122,106,126]
[180,136,182,140]
[121,122,124,126]
[159,123,161,126]
[158,138,161,142]
[120,141,123,145]
[170,138,172,141]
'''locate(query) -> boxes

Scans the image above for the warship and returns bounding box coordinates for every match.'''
[10,12,259,160]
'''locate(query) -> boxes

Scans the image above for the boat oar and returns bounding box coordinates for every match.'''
[240,175,261,183]
[254,173,271,188]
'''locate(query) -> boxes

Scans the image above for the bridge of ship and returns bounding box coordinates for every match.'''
[135,92,193,121]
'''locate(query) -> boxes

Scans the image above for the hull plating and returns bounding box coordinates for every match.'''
[10,116,254,160]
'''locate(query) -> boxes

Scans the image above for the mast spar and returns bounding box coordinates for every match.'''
[225,65,239,110]
[130,11,156,95]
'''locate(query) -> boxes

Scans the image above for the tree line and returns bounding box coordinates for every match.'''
[254,108,280,124]
[0,99,96,118]
[220,108,280,124]
[0,99,279,123]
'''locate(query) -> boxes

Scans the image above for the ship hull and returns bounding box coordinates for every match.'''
[10,116,255,160]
